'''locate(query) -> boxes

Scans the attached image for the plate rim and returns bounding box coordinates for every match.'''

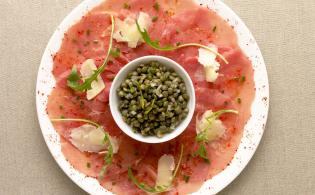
[36,0,269,194]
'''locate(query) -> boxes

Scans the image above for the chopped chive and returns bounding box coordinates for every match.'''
[110,48,121,58]
[153,2,160,11]
[152,16,158,22]
[71,38,77,44]
[183,175,190,183]
[237,97,242,104]
[123,2,131,9]
[240,75,246,83]
[86,29,91,36]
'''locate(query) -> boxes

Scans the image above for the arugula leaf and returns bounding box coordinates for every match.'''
[136,21,229,64]
[196,109,238,143]
[67,65,82,89]
[195,129,209,142]
[67,15,115,91]
[193,110,239,163]
[136,20,175,51]
[193,144,210,163]
[99,132,114,179]
[50,118,115,179]
[128,145,184,193]
[173,144,184,178]
[210,109,238,120]
[50,118,101,128]
[128,167,166,193]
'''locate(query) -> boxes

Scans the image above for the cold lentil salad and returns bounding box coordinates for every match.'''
[46,0,256,194]
[117,61,189,137]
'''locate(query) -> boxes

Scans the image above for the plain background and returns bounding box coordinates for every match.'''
[1,0,314,194]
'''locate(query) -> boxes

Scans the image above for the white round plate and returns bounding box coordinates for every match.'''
[36,0,269,194]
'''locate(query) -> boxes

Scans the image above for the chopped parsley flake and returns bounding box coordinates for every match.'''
[153,2,160,11]
[237,97,242,104]
[123,2,131,9]
[71,38,77,44]
[86,29,91,36]
[183,175,190,183]
[240,75,246,83]
[110,48,121,58]
[152,16,158,22]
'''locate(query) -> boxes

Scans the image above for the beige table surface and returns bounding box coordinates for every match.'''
[1,0,315,194]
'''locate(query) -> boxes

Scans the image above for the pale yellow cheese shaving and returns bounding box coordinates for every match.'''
[80,59,105,100]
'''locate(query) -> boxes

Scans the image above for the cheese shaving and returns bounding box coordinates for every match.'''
[70,124,119,153]
[80,59,105,100]
[196,110,226,142]
[155,154,175,188]
[113,12,151,48]
[198,44,221,82]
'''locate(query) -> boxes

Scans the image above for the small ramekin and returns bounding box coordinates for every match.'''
[109,55,195,143]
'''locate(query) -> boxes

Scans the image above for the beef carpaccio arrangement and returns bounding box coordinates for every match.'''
[47,0,255,194]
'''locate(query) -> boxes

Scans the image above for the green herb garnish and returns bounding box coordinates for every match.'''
[193,143,210,163]
[194,109,238,162]
[110,48,120,58]
[240,75,246,83]
[50,118,115,179]
[135,20,228,64]
[123,2,131,9]
[237,97,242,104]
[128,145,184,193]
[153,2,160,11]
[50,118,101,127]
[99,132,114,180]
[152,16,158,22]
[128,168,166,193]
[86,29,91,36]
[183,175,190,183]
[196,110,238,142]
[67,15,115,92]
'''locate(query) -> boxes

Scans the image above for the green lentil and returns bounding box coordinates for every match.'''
[117,61,189,137]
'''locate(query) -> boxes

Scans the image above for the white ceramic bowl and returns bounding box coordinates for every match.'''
[109,55,196,143]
